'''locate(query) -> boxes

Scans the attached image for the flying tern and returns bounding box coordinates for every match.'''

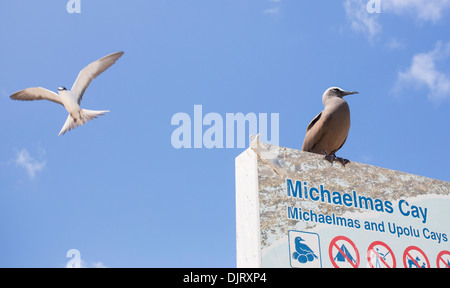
[10,51,124,136]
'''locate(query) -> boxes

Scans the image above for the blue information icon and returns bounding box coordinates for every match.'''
[288,231,322,268]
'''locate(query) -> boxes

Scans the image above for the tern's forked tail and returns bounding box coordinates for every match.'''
[58,109,109,136]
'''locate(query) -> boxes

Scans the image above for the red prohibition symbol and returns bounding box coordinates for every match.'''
[436,250,450,268]
[367,241,396,268]
[328,236,360,268]
[403,246,430,268]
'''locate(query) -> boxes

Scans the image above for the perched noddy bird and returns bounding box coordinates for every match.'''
[302,87,358,166]
[10,51,124,136]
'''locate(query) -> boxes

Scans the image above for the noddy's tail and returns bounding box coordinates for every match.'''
[58,109,109,136]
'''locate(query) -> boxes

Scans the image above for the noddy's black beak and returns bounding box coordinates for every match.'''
[343,91,359,96]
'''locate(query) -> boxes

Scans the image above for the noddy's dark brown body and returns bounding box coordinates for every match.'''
[302,87,358,165]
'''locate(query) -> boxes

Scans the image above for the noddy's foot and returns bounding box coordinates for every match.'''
[335,157,350,167]
[322,151,350,167]
[322,151,336,164]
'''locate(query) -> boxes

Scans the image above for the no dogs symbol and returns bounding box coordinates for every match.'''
[403,246,430,268]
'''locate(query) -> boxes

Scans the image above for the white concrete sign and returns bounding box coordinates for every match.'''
[236,138,450,268]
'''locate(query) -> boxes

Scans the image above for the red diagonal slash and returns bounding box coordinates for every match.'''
[333,243,358,268]
[370,249,391,268]
[406,253,422,268]
[439,256,450,268]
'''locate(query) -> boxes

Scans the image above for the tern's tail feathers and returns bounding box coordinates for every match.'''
[58,109,109,136]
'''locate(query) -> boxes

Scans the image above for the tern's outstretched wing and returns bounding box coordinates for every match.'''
[10,87,62,106]
[71,51,124,104]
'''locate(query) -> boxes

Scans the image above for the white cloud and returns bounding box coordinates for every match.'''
[263,0,281,15]
[14,148,46,179]
[383,0,450,22]
[385,38,405,50]
[344,0,450,40]
[91,262,108,268]
[263,7,280,15]
[393,41,450,102]
[75,260,107,268]
[344,0,382,41]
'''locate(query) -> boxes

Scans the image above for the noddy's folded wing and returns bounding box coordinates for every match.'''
[302,112,331,152]
[10,87,63,106]
[71,51,124,104]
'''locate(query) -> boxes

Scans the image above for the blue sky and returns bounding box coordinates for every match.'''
[0,0,449,267]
